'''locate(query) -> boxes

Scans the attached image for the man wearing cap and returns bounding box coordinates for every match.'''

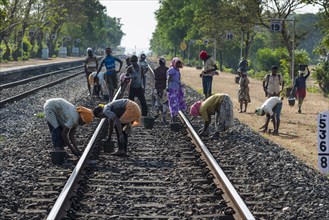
[84,47,98,96]
[255,96,283,135]
[190,93,234,140]
[44,98,93,157]
[96,47,123,102]
[199,51,218,99]
[93,99,142,156]
[291,65,311,113]
[263,66,284,97]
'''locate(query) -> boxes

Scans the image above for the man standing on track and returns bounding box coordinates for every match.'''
[139,54,149,91]
[96,47,123,102]
[93,99,142,156]
[126,55,148,117]
[44,98,93,158]
[153,57,169,124]
[84,47,98,96]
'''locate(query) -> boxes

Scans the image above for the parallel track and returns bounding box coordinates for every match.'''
[0,66,84,107]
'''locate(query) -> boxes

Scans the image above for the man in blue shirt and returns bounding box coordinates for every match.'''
[96,47,123,101]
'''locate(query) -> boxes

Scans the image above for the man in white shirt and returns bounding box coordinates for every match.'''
[263,66,284,97]
[255,96,283,135]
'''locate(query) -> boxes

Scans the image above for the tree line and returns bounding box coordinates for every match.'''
[0,0,124,61]
[150,0,329,95]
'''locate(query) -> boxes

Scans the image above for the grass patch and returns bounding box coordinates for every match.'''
[0,135,5,142]
[307,86,321,93]
[35,112,45,118]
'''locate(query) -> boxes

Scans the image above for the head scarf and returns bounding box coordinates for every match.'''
[199,51,208,60]
[87,47,92,53]
[255,107,264,116]
[190,101,202,116]
[171,57,181,68]
[77,106,93,124]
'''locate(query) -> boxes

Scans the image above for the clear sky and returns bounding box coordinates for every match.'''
[99,0,160,55]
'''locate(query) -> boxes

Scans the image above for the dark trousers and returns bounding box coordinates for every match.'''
[273,102,283,123]
[47,123,64,149]
[114,125,128,151]
[202,76,213,97]
[129,87,148,116]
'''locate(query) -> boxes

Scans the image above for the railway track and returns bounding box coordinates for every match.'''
[0,65,84,107]
[41,62,253,219]
[2,59,329,220]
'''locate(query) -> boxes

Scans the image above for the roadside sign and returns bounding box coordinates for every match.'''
[270,19,282,32]
[76,39,81,43]
[226,32,233,40]
[317,111,329,174]
[180,42,187,51]
[204,40,209,45]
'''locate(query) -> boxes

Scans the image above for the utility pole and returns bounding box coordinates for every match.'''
[269,18,296,84]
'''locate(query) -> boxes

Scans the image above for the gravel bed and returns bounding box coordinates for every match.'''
[184,86,329,220]
[0,69,84,98]
[0,73,98,219]
[1,62,329,219]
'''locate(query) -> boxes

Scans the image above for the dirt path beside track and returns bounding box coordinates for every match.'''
[181,66,329,171]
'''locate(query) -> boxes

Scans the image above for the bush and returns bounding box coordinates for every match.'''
[255,48,280,71]
[313,61,329,96]
[254,48,311,87]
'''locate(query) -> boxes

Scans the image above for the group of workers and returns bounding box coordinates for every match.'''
[43,47,311,162]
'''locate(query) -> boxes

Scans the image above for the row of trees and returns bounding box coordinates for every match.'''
[0,0,124,60]
[150,0,329,94]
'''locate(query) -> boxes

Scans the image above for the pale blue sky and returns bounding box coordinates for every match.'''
[99,0,160,55]
[99,1,320,55]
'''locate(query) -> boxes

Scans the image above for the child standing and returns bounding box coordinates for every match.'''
[238,71,251,112]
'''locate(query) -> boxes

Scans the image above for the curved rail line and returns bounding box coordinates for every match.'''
[47,62,254,220]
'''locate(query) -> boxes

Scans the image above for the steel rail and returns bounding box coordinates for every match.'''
[47,84,122,220]
[178,111,255,220]
[0,65,83,90]
[148,59,254,219]
[0,71,84,108]
[47,117,105,220]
